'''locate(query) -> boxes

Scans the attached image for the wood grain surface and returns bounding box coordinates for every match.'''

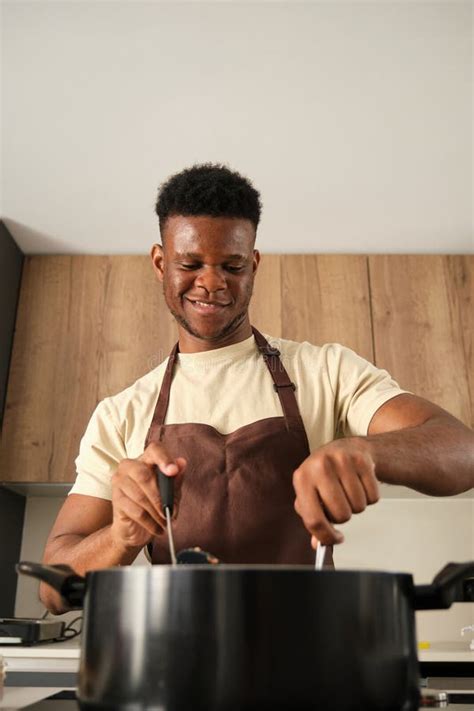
[249,254,281,337]
[0,256,176,482]
[0,254,471,482]
[369,255,473,428]
[281,255,373,361]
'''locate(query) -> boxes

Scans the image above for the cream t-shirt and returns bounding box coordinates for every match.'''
[70,333,411,500]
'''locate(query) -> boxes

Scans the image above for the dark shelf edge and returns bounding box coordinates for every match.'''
[0,482,72,497]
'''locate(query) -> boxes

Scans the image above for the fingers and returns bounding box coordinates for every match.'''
[139,445,187,514]
[111,470,166,550]
[330,447,379,510]
[338,467,368,514]
[139,443,187,476]
[293,469,345,546]
[358,463,380,505]
[292,441,380,547]
[115,496,164,538]
[116,471,166,528]
[114,458,164,512]
[315,457,353,523]
[112,443,188,543]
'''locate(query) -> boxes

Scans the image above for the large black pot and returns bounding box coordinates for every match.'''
[18,561,474,711]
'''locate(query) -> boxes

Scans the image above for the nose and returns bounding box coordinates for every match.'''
[194,267,227,294]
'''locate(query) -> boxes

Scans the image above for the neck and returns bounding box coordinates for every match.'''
[177,316,253,353]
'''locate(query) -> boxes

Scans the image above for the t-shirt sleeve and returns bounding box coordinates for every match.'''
[325,344,412,437]
[69,398,126,500]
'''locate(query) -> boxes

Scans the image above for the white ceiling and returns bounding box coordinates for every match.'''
[2,1,473,255]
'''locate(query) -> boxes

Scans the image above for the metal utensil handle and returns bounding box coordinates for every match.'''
[315,544,327,570]
[165,507,177,566]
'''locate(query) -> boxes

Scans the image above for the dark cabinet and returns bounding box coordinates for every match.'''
[0,221,24,432]
[0,223,24,614]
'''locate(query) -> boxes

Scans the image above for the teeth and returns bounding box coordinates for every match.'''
[195,301,218,308]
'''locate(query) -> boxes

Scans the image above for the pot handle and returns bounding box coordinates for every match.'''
[17,561,85,609]
[414,561,474,610]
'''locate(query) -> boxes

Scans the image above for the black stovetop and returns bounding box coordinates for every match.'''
[22,689,474,710]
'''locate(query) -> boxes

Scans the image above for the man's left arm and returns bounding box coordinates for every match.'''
[362,393,474,496]
[292,393,474,546]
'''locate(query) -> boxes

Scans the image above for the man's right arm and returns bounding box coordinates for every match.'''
[40,444,187,614]
[40,495,143,614]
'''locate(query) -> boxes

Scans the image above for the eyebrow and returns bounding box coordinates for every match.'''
[175,252,247,260]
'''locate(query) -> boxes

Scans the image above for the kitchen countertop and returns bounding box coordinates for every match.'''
[417,642,474,663]
[0,640,472,709]
[1,688,473,710]
[0,686,74,709]
[0,639,80,674]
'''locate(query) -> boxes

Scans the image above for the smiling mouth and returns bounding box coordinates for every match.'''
[186,298,230,314]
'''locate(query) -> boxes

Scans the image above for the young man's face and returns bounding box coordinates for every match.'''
[151,215,260,349]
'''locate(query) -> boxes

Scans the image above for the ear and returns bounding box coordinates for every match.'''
[150,243,165,283]
[252,249,261,275]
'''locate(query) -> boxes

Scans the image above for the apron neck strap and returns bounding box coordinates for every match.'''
[251,327,301,423]
[147,340,179,441]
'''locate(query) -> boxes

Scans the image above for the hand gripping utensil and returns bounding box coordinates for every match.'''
[157,468,177,565]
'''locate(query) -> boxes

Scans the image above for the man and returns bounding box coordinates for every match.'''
[40,163,473,613]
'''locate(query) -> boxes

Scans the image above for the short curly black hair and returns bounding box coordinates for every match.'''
[155,163,262,238]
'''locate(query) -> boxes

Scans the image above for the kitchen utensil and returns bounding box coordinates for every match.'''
[315,543,326,570]
[17,560,474,711]
[157,467,176,565]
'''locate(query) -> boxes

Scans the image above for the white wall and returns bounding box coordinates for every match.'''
[16,494,474,644]
[15,496,149,627]
[2,0,472,255]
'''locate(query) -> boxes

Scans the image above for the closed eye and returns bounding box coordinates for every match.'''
[179,264,244,273]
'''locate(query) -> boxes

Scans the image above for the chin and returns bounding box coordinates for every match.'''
[168,309,219,340]
[170,306,247,342]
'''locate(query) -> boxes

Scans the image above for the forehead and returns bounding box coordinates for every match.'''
[163,215,255,256]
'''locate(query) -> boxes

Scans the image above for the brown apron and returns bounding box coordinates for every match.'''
[145,326,334,567]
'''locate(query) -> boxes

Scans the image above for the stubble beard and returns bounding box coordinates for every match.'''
[163,281,254,342]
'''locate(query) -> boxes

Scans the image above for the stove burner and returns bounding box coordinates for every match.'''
[420,688,449,707]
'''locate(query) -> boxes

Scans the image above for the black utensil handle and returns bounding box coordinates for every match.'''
[157,467,174,516]
[16,561,85,608]
[414,561,474,610]
[176,548,220,565]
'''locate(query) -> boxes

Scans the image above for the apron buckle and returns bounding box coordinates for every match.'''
[273,382,296,392]
[258,345,281,357]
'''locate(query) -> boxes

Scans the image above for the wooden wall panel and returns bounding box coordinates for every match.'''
[0,256,176,482]
[369,255,473,428]
[248,255,281,337]
[97,256,177,395]
[281,256,373,361]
